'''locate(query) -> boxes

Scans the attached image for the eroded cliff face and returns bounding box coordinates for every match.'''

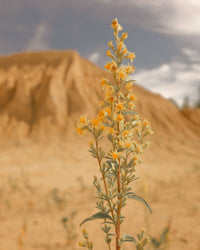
[0,50,105,140]
[0,50,199,143]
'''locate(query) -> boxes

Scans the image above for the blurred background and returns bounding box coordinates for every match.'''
[1,0,200,106]
[0,1,199,250]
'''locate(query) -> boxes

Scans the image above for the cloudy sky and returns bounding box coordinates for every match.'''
[1,0,200,106]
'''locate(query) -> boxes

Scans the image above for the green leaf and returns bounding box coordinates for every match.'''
[124,110,138,116]
[105,80,113,86]
[96,129,103,138]
[126,177,140,183]
[80,212,113,227]
[121,234,137,243]
[125,79,136,83]
[81,125,89,130]
[128,193,152,213]
[104,165,112,175]
[106,160,112,168]
[98,136,104,142]
[105,156,112,160]
[127,160,134,168]
[107,133,113,143]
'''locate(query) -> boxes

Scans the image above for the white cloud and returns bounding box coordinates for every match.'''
[88,52,100,63]
[133,0,200,37]
[98,0,200,37]
[134,61,200,106]
[182,48,200,62]
[26,22,49,51]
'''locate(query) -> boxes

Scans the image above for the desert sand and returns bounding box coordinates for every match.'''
[0,50,199,250]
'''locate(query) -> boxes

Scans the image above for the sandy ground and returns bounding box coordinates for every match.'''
[0,137,199,250]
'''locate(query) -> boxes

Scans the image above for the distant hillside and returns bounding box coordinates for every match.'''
[0,50,199,143]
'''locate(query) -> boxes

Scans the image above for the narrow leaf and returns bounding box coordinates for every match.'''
[80,212,113,227]
[107,134,113,143]
[125,79,136,83]
[124,110,138,116]
[121,234,137,243]
[128,193,152,213]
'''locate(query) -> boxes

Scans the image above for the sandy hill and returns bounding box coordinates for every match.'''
[0,50,199,145]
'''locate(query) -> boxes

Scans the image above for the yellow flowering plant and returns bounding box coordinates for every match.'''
[77,18,153,250]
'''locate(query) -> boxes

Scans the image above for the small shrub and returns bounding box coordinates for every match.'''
[61,211,78,248]
[50,188,68,209]
[77,18,153,250]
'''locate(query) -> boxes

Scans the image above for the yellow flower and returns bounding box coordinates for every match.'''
[131,66,135,73]
[135,121,141,127]
[126,82,132,91]
[118,71,125,80]
[121,32,128,40]
[122,130,129,137]
[99,101,104,106]
[111,18,122,31]
[106,90,114,98]
[108,41,114,49]
[136,145,142,153]
[122,48,128,55]
[117,103,124,111]
[128,102,135,109]
[141,228,146,233]
[100,125,105,130]
[108,127,115,134]
[101,78,107,86]
[105,61,117,72]
[98,110,105,117]
[144,141,151,147]
[128,52,136,61]
[118,24,123,31]
[104,61,112,70]
[106,50,112,57]
[81,229,87,234]
[111,61,117,72]
[88,140,93,145]
[129,94,137,101]
[125,142,131,148]
[80,116,86,123]
[147,129,153,135]
[98,116,104,122]
[108,96,115,103]
[77,127,83,135]
[133,155,138,161]
[112,151,119,160]
[133,115,139,120]
[142,120,150,126]
[105,107,111,115]
[92,118,99,127]
[111,18,118,29]
[116,114,124,121]
[117,42,123,51]
[79,242,83,247]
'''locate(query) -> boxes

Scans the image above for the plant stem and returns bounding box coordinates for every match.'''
[116,158,121,250]
[95,138,116,250]
[95,139,115,221]
[116,85,121,250]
